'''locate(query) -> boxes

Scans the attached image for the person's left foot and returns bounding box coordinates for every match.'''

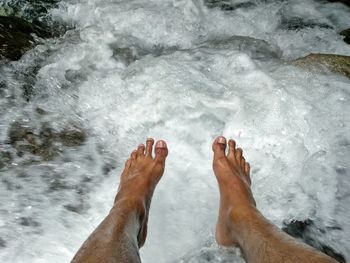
[114,138,168,247]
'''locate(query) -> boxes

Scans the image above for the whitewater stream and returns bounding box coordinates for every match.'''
[0,0,349,262]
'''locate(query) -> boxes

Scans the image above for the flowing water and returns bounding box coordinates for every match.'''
[0,0,350,262]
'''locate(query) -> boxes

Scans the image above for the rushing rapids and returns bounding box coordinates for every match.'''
[0,0,349,262]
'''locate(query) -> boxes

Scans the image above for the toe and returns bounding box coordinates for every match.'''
[131,150,137,160]
[137,144,145,158]
[154,140,168,163]
[212,136,227,160]
[145,138,154,158]
[245,162,251,185]
[125,158,131,169]
[235,148,242,164]
[244,162,250,175]
[227,139,236,159]
[242,157,246,168]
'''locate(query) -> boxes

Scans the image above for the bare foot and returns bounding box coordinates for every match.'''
[212,136,256,247]
[114,138,168,247]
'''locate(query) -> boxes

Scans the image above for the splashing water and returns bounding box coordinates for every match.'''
[0,0,349,262]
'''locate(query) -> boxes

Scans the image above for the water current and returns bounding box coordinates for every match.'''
[0,0,349,262]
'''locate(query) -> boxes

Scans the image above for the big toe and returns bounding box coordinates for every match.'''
[154,140,168,163]
[212,136,227,160]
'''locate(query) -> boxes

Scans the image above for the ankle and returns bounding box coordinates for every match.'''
[112,196,146,218]
[230,205,260,243]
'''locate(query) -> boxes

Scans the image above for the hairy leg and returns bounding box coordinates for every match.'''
[72,138,168,263]
[212,136,337,263]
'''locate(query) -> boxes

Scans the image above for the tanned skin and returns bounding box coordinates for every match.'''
[72,137,337,263]
[212,136,337,263]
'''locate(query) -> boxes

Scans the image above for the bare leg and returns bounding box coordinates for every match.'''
[72,138,168,263]
[212,136,337,263]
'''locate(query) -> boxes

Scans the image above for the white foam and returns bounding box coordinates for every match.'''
[0,0,349,262]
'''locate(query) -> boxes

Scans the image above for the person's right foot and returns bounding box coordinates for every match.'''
[212,136,256,247]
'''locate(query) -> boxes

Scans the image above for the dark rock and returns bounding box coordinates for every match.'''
[64,203,85,214]
[18,217,41,227]
[8,121,87,161]
[326,0,350,7]
[292,53,350,78]
[8,122,31,146]
[58,128,86,147]
[0,16,50,60]
[0,151,13,169]
[283,219,313,238]
[340,28,350,44]
[204,0,256,11]
[0,0,60,21]
[283,220,346,263]
[49,179,70,191]
[102,162,116,175]
[280,17,333,31]
[0,81,6,97]
[65,69,88,84]
[35,107,48,115]
[201,36,282,60]
[19,64,42,101]
[0,237,6,248]
[111,47,139,65]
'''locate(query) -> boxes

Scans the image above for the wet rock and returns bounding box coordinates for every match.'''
[8,122,86,161]
[18,217,40,227]
[19,64,42,101]
[35,107,48,115]
[0,237,6,248]
[102,162,116,175]
[292,53,350,78]
[0,0,60,21]
[0,151,13,169]
[280,17,333,30]
[202,36,282,60]
[283,220,346,263]
[8,122,57,160]
[0,0,65,35]
[283,219,314,238]
[204,0,256,11]
[64,202,86,214]
[340,28,350,44]
[110,46,139,65]
[58,128,86,147]
[0,81,6,97]
[325,0,350,7]
[0,16,50,60]
[65,69,88,84]
[8,122,31,146]
[49,179,70,191]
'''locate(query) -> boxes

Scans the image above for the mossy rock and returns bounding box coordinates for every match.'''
[0,16,50,60]
[292,53,350,78]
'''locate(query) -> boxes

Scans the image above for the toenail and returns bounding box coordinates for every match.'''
[139,144,145,148]
[218,136,226,144]
[155,140,167,148]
